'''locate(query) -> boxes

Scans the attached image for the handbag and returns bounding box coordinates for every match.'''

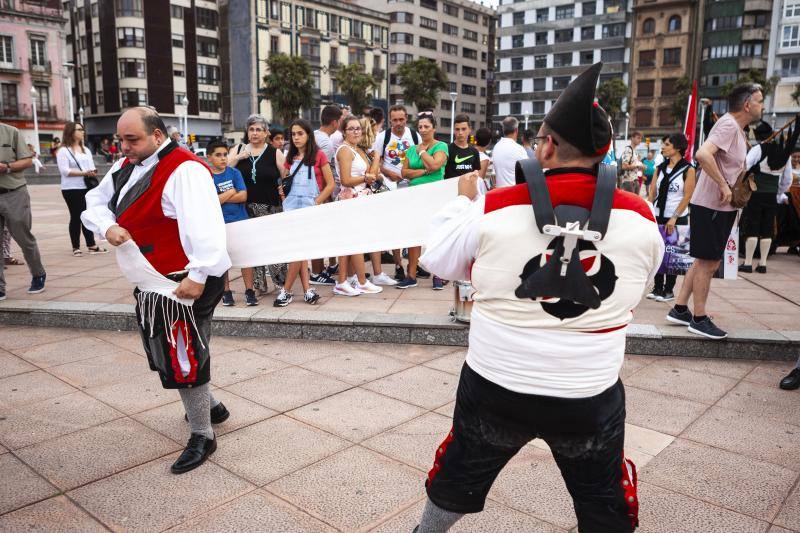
[66,148,99,189]
[280,160,308,198]
[730,168,757,209]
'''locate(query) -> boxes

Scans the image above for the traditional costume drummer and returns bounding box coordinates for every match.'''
[414,63,664,532]
[81,108,231,475]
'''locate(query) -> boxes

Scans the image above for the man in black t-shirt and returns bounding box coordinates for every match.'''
[445,115,481,179]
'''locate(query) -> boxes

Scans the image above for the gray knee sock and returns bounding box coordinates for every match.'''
[209,390,221,408]
[179,384,213,440]
[416,498,464,533]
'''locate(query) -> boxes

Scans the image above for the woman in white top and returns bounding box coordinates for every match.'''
[56,122,106,256]
[332,115,383,296]
[647,133,696,301]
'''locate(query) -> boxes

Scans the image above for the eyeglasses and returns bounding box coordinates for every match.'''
[345,127,362,132]
[533,135,559,150]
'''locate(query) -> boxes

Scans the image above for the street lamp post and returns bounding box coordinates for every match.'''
[624,112,630,143]
[181,96,189,141]
[79,106,84,126]
[523,111,530,132]
[771,112,777,128]
[30,87,40,156]
[63,62,75,121]
[449,91,457,143]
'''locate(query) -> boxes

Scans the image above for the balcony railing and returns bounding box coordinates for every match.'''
[4,103,59,120]
[28,59,52,78]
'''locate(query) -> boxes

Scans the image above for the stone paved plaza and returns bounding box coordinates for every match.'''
[0,326,798,532]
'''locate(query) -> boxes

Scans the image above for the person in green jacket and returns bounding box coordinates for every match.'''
[398,111,449,289]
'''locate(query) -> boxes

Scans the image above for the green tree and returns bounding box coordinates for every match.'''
[720,69,781,97]
[262,53,314,126]
[596,78,628,125]
[396,58,448,112]
[335,63,378,114]
[669,76,693,126]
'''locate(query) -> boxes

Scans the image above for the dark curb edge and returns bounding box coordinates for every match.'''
[0,301,796,361]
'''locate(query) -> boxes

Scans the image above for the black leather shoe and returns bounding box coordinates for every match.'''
[738,264,753,273]
[779,368,800,390]
[755,265,767,274]
[171,433,216,474]
[184,402,230,424]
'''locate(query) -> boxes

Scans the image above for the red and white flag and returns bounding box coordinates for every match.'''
[683,81,698,163]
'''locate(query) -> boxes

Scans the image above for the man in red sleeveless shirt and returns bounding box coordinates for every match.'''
[414,64,663,532]
[82,108,231,474]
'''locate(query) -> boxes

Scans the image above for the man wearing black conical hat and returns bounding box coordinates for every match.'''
[412,63,663,532]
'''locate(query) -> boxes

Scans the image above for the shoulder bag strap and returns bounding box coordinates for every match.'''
[66,148,83,171]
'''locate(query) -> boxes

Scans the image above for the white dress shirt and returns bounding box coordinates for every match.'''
[745,144,793,203]
[491,137,528,188]
[56,146,96,190]
[81,142,231,284]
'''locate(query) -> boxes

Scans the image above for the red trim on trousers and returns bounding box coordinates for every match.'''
[169,320,199,384]
[426,425,456,486]
[621,452,639,528]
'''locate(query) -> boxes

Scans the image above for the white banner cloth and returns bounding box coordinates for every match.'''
[115,239,194,306]
[226,178,460,268]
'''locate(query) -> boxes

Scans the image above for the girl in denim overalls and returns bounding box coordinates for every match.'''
[274,119,335,307]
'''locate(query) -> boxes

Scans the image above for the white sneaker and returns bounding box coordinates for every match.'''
[357,280,383,294]
[372,272,398,286]
[333,282,363,296]
[347,274,358,288]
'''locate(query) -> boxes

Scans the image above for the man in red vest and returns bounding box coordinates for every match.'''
[82,107,231,474]
[414,63,663,532]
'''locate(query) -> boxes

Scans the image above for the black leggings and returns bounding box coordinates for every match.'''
[61,189,96,249]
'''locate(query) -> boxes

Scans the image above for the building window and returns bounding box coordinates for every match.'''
[271,35,279,54]
[91,2,98,17]
[553,76,570,90]
[174,92,186,105]
[420,0,437,9]
[580,50,594,64]
[637,80,654,97]
[390,12,413,23]
[642,18,655,34]
[582,1,596,16]
[511,57,523,70]
[661,78,677,95]
[173,63,185,77]
[442,42,458,55]
[391,32,414,44]
[29,37,46,67]
[663,47,681,65]
[741,43,763,57]
[555,5,574,19]
[534,55,547,68]
[118,27,144,48]
[536,8,548,22]
[1,83,18,115]
[668,15,681,32]
[420,16,437,30]
[301,38,321,60]
[95,61,102,76]
[639,50,655,67]
[199,91,220,113]
[601,48,624,63]
[703,45,740,59]
[448,81,457,92]
[602,23,625,38]
[420,36,437,50]
[635,109,652,127]
[443,61,458,74]
[119,58,145,78]
[33,85,50,113]
[781,57,800,76]
[196,8,218,30]
[512,34,524,48]
[462,84,476,95]
[171,33,183,48]
[513,11,525,25]
[461,102,476,113]
[389,53,413,64]
[121,88,147,107]
[785,1,800,17]
[510,79,522,92]
[553,52,572,67]
[783,25,800,48]
[581,26,595,40]
[463,65,477,77]
[348,47,365,65]
[115,0,142,17]
[659,108,673,127]
[510,102,521,115]
[197,64,220,85]
[536,32,547,45]
[171,5,183,18]
[0,36,13,67]
[197,37,219,58]
[533,78,545,91]
[97,91,103,105]
[464,29,478,42]
[442,23,458,36]
[704,16,742,31]
[555,29,572,43]
[464,9,478,23]
[462,47,477,60]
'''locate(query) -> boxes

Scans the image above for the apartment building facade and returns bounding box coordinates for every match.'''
[0,0,69,152]
[699,0,773,114]
[766,0,800,126]
[225,0,389,134]
[495,0,631,136]
[65,0,223,145]
[354,0,496,138]
[629,0,702,137]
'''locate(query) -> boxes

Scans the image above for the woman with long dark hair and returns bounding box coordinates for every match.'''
[56,122,107,256]
[228,114,287,295]
[273,119,335,307]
